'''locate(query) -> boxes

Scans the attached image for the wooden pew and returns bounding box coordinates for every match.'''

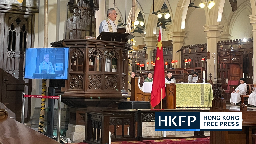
[131,77,176,109]
[211,97,256,144]
[0,109,59,144]
[240,84,256,110]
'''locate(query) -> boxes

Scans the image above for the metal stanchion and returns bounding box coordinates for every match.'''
[57,95,61,142]
[21,92,25,124]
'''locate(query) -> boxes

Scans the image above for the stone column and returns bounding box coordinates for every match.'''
[95,0,105,36]
[172,31,185,68]
[204,25,222,82]
[144,36,158,70]
[250,15,256,83]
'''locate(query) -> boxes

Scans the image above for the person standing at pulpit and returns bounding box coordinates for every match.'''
[99,8,118,72]
[230,78,247,105]
[144,72,153,82]
[99,8,117,33]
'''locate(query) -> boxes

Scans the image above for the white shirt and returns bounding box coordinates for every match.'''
[99,19,117,33]
[165,77,175,84]
[235,83,247,95]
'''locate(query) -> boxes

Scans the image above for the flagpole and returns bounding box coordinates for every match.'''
[161,88,162,109]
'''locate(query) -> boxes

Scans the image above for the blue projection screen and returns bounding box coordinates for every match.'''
[24,48,69,79]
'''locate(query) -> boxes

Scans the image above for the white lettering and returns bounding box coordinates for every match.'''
[179,116,186,126]
[172,116,177,126]
[159,116,167,126]
[188,116,196,126]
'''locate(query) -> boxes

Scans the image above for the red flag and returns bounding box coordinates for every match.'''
[151,28,165,108]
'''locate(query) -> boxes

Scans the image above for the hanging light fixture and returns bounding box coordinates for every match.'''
[140,21,144,26]
[134,20,140,25]
[199,0,215,9]
[199,3,205,8]
[164,13,171,19]
[158,13,162,18]
[208,0,215,9]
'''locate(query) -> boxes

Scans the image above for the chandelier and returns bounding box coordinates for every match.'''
[134,12,144,26]
[199,0,215,9]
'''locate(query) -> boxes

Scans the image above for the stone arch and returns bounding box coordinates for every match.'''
[204,0,224,26]
[250,0,256,15]
[219,14,231,40]
[126,0,146,33]
[184,1,208,45]
[115,7,124,24]
[229,1,252,36]
[217,0,225,22]
[179,0,190,30]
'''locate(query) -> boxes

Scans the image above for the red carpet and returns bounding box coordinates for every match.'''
[112,138,210,144]
[70,138,210,144]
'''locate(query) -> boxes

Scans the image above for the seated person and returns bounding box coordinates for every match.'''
[230,78,247,105]
[248,86,256,106]
[165,72,175,84]
[131,72,135,78]
[39,54,54,74]
[144,72,153,82]
[188,72,198,83]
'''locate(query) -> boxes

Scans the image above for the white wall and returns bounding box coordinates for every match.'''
[184,8,207,45]
[230,7,252,39]
[222,0,232,21]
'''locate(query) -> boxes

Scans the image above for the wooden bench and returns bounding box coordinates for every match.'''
[240,84,256,110]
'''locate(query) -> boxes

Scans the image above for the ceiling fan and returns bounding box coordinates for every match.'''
[188,0,200,8]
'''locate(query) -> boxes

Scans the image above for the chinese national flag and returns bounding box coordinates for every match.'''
[151,27,165,108]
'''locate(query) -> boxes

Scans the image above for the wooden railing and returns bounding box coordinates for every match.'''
[85,109,208,144]
[240,84,256,111]
[211,97,256,144]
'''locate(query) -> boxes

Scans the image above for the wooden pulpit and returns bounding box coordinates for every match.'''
[131,77,176,109]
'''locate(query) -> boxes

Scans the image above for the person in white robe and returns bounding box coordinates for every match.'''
[248,86,256,106]
[165,72,175,84]
[188,72,198,83]
[230,78,247,105]
[99,8,118,72]
[99,8,117,34]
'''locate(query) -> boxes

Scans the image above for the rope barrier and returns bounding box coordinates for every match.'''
[24,95,60,99]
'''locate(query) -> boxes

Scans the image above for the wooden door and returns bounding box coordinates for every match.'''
[229,64,242,80]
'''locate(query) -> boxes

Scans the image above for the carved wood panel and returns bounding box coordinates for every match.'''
[217,39,252,84]
[51,39,129,99]
[229,64,241,80]
[0,13,34,122]
[180,44,207,69]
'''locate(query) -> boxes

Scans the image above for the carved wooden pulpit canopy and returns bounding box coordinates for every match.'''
[51,33,131,107]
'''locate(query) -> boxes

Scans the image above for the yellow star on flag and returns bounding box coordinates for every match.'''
[17,0,23,3]
[157,57,160,60]
[157,42,162,50]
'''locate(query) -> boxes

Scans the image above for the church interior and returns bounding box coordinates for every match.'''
[1,0,256,144]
